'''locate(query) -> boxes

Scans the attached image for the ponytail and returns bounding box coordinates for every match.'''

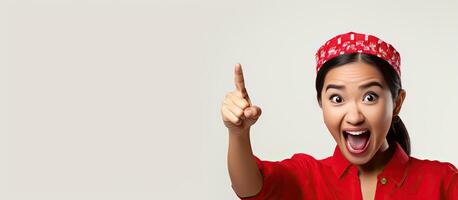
[387,115,411,155]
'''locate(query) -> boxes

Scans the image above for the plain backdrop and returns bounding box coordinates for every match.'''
[1,0,457,199]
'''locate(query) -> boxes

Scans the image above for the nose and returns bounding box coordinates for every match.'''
[345,103,365,126]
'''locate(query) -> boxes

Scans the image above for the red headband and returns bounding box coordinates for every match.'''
[315,32,401,77]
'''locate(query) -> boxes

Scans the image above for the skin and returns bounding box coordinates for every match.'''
[222,63,263,197]
[319,61,406,200]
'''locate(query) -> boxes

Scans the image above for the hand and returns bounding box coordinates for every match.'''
[221,63,262,133]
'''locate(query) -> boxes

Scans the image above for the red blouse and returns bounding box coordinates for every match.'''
[236,143,457,199]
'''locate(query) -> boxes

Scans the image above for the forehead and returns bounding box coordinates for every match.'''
[324,61,386,86]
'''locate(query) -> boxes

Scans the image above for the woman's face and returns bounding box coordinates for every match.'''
[320,61,400,165]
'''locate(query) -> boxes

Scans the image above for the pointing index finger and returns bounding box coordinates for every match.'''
[234,63,252,104]
[234,63,248,94]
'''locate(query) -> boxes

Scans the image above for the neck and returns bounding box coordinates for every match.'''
[358,140,395,176]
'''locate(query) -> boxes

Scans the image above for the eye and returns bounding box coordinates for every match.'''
[363,92,379,103]
[329,95,343,104]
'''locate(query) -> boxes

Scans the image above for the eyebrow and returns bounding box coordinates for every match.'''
[325,81,384,92]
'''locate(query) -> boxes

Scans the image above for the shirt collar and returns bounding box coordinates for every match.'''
[331,145,352,179]
[331,142,410,185]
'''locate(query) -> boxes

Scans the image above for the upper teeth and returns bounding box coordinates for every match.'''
[346,130,367,135]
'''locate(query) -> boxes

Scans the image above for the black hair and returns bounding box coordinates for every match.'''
[315,53,410,155]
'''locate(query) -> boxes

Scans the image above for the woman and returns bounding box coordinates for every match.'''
[221,32,457,199]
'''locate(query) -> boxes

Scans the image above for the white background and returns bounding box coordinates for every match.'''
[1,0,457,199]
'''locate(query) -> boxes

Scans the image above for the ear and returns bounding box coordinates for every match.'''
[393,89,406,116]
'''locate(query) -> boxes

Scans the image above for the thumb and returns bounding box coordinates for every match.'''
[244,106,262,119]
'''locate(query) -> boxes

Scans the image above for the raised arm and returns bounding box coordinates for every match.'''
[221,63,263,197]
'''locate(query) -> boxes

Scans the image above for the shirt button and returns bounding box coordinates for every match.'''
[380,177,387,185]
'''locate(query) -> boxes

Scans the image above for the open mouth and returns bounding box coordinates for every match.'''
[343,129,371,154]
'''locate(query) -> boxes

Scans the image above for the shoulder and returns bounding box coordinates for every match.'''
[253,153,319,172]
[290,153,317,161]
[269,153,318,166]
[256,153,317,163]
[408,156,457,188]
[409,156,457,175]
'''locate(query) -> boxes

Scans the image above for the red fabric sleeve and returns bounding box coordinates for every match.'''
[235,153,312,200]
[443,162,458,199]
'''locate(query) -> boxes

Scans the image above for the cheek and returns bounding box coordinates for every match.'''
[322,104,343,140]
[367,99,393,137]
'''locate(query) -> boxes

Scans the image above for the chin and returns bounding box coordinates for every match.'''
[343,150,373,165]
